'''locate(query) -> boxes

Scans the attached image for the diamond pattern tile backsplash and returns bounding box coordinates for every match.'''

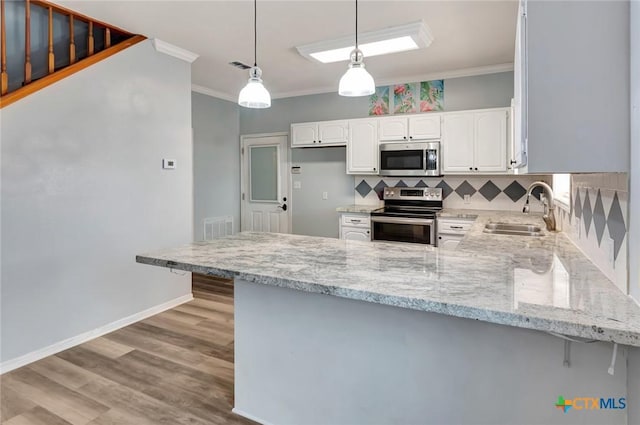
[353,175,550,212]
[556,173,628,294]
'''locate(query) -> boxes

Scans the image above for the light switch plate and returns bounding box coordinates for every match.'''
[464,194,470,204]
[162,159,176,169]
[293,181,302,189]
[322,191,328,200]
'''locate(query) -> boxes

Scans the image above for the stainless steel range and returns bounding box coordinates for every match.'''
[371,187,443,245]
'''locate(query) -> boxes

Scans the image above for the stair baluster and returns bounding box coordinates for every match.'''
[47,7,54,73]
[105,27,111,48]
[1,0,7,95]
[24,0,31,84]
[69,15,75,64]
[88,21,94,56]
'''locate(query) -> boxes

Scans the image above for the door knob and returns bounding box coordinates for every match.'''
[278,204,288,211]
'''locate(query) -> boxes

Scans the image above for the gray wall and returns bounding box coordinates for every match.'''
[630,0,639,303]
[239,72,514,237]
[192,93,241,240]
[0,40,193,364]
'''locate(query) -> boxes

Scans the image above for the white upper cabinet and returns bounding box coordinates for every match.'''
[378,117,409,141]
[442,113,475,173]
[347,119,378,175]
[513,0,629,173]
[474,111,507,172]
[379,114,441,141]
[291,123,318,147]
[443,109,509,174]
[291,120,348,147]
[409,115,441,140]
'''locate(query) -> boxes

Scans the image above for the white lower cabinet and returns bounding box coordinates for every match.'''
[347,119,378,175]
[339,214,371,241]
[437,218,474,249]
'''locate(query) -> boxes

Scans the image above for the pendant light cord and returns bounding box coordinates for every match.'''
[355,0,358,49]
[253,0,257,67]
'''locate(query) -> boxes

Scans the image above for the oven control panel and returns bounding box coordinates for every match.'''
[383,187,443,201]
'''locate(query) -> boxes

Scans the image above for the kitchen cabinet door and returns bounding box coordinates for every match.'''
[291,123,318,147]
[318,120,348,146]
[409,115,441,140]
[347,119,379,175]
[340,226,371,241]
[474,111,508,172]
[442,114,474,173]
[378,116,408,141]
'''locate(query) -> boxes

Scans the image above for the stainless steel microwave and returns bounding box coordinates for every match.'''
[379,141,441,176]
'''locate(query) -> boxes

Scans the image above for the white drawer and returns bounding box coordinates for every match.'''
[438,219,473,233]
[341,214,371,227]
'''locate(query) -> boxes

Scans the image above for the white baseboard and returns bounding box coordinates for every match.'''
[232,408,275,425]
[0,293,193,374]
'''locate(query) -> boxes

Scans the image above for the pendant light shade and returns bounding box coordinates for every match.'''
[339,0,375,97]
[238,0,271,108]
[339,48,375,97]
[239,66,271,108]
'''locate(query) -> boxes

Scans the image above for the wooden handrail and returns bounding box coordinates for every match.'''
[24,0,31,84]
[69,15,76,65]
[1,0,7,95]
[0,35,146,109]
[31,0,133,36]
[48,7,54,74]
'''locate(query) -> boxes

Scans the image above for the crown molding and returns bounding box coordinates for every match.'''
[270,63,514,100]
[190,62,514,103]
[152,39,199,63]
[191,84,237,102]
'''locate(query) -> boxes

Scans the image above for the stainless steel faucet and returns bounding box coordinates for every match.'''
[522,181,557,231]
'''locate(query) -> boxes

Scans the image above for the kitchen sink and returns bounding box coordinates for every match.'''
[483,222,543,237]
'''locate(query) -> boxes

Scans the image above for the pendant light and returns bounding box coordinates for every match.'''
[238,0,271,108]
[339,0,375,97]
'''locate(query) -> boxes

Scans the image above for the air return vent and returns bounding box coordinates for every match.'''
[229,61,251,70]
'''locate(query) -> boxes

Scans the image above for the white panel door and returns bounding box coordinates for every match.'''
[318,120,348,146]
[347,119,379,174]
[241,134,290,233]
[442,114,474,173]
[409,115,441,139]
[474,111,508,172]
[378,116,408,141]
[291,123,318,147]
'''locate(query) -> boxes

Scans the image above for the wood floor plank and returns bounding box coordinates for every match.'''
[153,308,206,326]
[3,406,73,425]
[2,369,109,425]
[0,385,37,422]
[142,314,234,347]
[82,337,134,360]
[86,408,157,425]
[26,356,103,391]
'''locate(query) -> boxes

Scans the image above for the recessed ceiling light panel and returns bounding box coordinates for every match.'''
[297,21,433,64]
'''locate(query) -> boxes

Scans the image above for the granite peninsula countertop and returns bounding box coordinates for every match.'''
[336,205,381,213]
[137,211,640,347]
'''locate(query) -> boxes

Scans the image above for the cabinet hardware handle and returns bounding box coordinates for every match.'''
[474,167,478,171]
[403,136,407,140]
[319,140,322,143]
[366,231,370,234]
[469,167,473,170]
[510,160,517,164]
[409,136,413,139]
[451,226,463,229]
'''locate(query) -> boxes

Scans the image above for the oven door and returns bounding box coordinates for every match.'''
[371,216,435,245]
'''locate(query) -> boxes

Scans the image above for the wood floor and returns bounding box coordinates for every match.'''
[0,275,256,425]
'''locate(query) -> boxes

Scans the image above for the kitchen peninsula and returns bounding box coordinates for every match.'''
[137,212,640,425]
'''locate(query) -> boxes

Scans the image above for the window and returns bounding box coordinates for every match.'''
[553,174,571,208]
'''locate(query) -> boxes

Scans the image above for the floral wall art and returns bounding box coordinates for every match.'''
[368,79,444,116]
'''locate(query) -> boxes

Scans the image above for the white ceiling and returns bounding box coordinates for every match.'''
[54,1,518,101]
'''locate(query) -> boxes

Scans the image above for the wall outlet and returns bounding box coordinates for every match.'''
[162,159,176,169]
[293,181,302,189]
[322,191,328,200]
[464,194,470,204]
[607,237,615,268]
[573,219,581,239]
